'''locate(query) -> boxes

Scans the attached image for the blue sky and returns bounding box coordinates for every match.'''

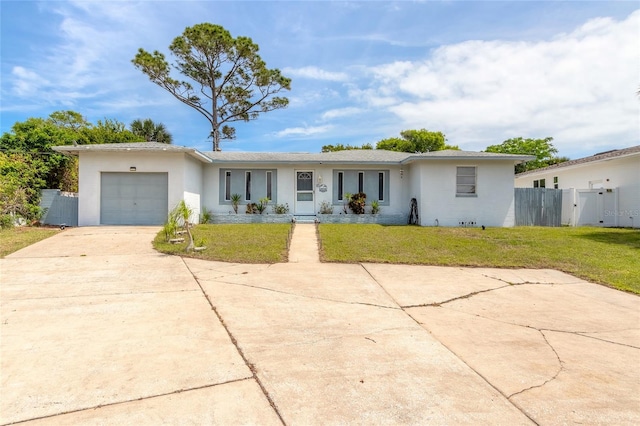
[1,1,638,158]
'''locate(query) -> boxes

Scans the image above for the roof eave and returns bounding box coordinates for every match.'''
[401,154,535,164]
[516,147,640,177]
[52,145,212,164]
[208,159,402,165]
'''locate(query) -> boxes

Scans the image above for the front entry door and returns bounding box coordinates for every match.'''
[295,170,315,214]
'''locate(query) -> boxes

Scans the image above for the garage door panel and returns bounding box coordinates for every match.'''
[100,173,168,225]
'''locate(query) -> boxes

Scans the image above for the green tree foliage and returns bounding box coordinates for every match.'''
[0,117,76,190]
[0,152,47,221]
[485,137,568,173]
[132,23,291,151]
[376,129,459,152]
[0,111,143,221]
[321,143,373,152]
[83,118,143,144]
[130,118,173,143]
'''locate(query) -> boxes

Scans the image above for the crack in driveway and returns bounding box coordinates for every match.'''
[507,330,564,399]
[401,283,514,308]
[195,278,400,310]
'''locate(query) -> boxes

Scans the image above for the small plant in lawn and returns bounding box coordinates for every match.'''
[272,203,290,214]
[371,200,380,215]
[256,197,270,214]
[199,207,212,224]
[195,236,207,250]
[170,200,195,251]
[348,192,366,214]
[162,219,178,242]
[231,193,241,214]
[319,200,333,214]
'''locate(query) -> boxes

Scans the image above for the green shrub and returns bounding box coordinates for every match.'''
[371,200,380,214]
[200,207,212,224]
[272,203,290,214]
[256,197,270,214]
[0,214,14,230]
[319,200,333,214]
[348,192,366,214]
[231,194,241,213]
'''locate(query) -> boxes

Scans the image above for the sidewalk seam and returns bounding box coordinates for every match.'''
[181,258,287,426]
[2,378,254,426]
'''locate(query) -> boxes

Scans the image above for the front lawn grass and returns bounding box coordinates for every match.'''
[0,227,58,258]
[153,223,292,263]
[318,225,640,294]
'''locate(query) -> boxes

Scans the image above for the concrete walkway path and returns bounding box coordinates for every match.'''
[1,227,638,425]
[288,223,320,263]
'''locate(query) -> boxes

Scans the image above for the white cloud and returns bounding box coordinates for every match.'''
[11,66,49,96]
[275,125,333,138]
[321,107,364,121]
[283,66,349,82]
[357,10,640,156]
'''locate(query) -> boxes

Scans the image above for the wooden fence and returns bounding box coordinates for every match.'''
[40,189,78,227]
[514,188,562,227]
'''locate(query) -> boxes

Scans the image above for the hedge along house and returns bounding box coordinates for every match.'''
[54,142,533,227]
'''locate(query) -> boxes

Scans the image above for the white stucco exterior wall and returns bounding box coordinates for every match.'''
[183,155,204,223]
[411,160,517,227]
[202,163,407,215]
[77,151,191,226]
[515,155,640,227]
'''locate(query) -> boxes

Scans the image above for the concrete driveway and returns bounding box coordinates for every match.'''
[1,227,638,425]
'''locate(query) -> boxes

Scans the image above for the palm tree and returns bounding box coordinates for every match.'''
[130,119,173,144]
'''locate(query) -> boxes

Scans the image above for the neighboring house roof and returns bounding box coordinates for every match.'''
[515,145,640,178]
[53,142,212,163]
[53,142,534,165]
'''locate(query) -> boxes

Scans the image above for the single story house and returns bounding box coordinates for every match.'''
[515,145,640,228]
[54,142,533,228]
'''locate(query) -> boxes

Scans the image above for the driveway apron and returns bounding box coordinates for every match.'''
[0,227,280,425]
[1,225,638,425]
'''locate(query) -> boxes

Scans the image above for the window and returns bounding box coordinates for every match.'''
[245,171,251,201]
[224,171,231,201]
[540,178,546,188]
[332,170,389,206]
[456,166,476,195]
[266,171,272,200]
[533,180,539,188]
[553,176,558,189]
[297,171,313,191]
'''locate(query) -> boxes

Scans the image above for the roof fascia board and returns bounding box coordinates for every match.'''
[401,155,535,164]
[52,145,212,164]
[515,152,640,178]
[208,159,403,165]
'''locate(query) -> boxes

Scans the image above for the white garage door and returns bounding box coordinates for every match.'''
[100,172,168,225]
